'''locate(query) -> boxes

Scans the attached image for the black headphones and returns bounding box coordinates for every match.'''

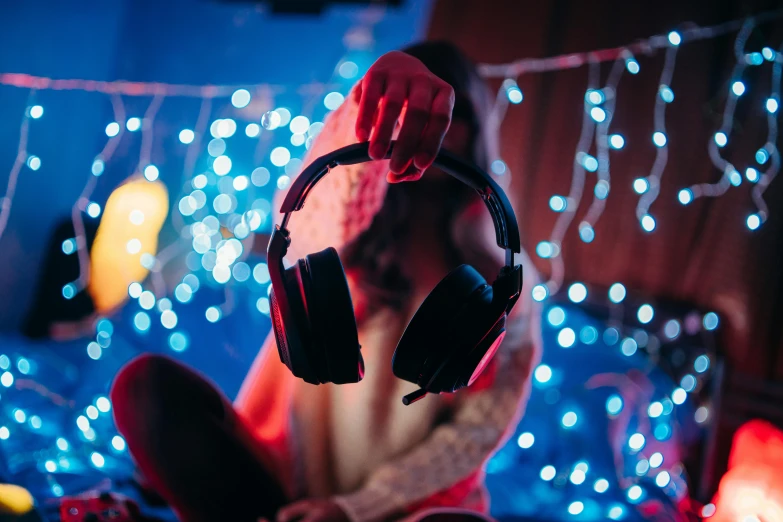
[267,142,523,405]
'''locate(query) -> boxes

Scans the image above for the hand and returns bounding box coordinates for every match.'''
[354,50,455,182]
[274,498,350,522]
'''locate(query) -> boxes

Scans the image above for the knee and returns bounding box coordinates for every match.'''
[110,354,225,435]
[110,354,184,430]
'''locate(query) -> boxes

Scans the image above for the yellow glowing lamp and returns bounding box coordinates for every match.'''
[88,176,169,313]
[0,483,34,515]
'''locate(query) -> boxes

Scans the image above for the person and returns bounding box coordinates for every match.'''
[110,41,542,522]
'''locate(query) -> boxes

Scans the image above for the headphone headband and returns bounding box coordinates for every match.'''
[278,142,521,266]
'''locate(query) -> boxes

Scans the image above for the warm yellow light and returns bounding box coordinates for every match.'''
[0,484,34,515]
[88,177,169,313]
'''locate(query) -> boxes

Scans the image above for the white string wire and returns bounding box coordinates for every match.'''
[138,94,166,174]
[488,11,782,298]
[71,94,126,292]
[545,59,600,295]
[478,9,783,78]
[750,43,783,224]
[0,91,35,244]
[635,41,680,226]
[686,20,756,202]
[581,53,628,232]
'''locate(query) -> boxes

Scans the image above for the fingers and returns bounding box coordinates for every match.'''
[389,76,434,174]
[369,79,407,160]
[355,72,384,142]
[355,65,454,177]
[277,500,311,522]
[387,163,422,183]
[413,85,454,171]
[351,80,362,103]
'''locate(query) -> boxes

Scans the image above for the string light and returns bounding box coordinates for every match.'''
[567,283,587,303]
[562,411,578,428]
[126,117,141,132]
[231,89,251,108]
[568,501,584,515]
[503,79,524,104]
[557,327,576,348]
[0,12,734,516]
[684,23,781,233]
[606,395,623,415]
[179,129,195,144]
[655,470,671,487]
[534,364,552,383]
[608,283,626,303]
[629,433,645,451]
[637,304,654,323]
[703,312,720,330]
[0,91,35,244]
[677,189,693,205]
[517,432,535,449]
[482,13,782,290]
[672,387,687,405]
[540,465,556,481]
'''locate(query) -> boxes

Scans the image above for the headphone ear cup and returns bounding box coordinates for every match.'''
[269,267,319,384]
[392,265,488,386]
[431,315,507,392]
[303,247,363,384]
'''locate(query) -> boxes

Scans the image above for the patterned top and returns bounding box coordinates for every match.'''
[234,85,542,522]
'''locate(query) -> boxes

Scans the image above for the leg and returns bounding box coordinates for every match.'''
[110,354,287,522]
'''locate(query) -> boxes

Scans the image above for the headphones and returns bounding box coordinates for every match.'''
[267,142,523,405]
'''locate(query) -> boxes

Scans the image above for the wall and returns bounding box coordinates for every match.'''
[0,0,433,331]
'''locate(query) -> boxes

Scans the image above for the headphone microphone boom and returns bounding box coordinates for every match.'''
[267,141,523,405]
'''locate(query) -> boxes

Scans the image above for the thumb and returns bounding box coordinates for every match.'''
[386,164,422,183]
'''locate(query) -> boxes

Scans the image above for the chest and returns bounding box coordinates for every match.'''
[325,308,450,491]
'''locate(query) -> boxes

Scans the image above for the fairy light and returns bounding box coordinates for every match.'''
[517,432,535,449]
[482,14,782,293]
[593,479,609,493]
[0,91,35,244]
[534,364,552,383]
[567,283,587,303]
[568,501,584,515]
[633,178,649,194]
[580,56,626,245]
[540,465,556,481]
[608,283,626,303]
[542,60,600,294]
[0,12,739,510]
[231,89,251,108]
[748,42,782,228]
[111,435,126,451]
[684,21,781,232]
[634,37,679,232]
[126,117,141,132]
[503,79,524,104]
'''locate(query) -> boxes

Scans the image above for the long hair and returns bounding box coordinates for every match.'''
[341,41,507,319]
